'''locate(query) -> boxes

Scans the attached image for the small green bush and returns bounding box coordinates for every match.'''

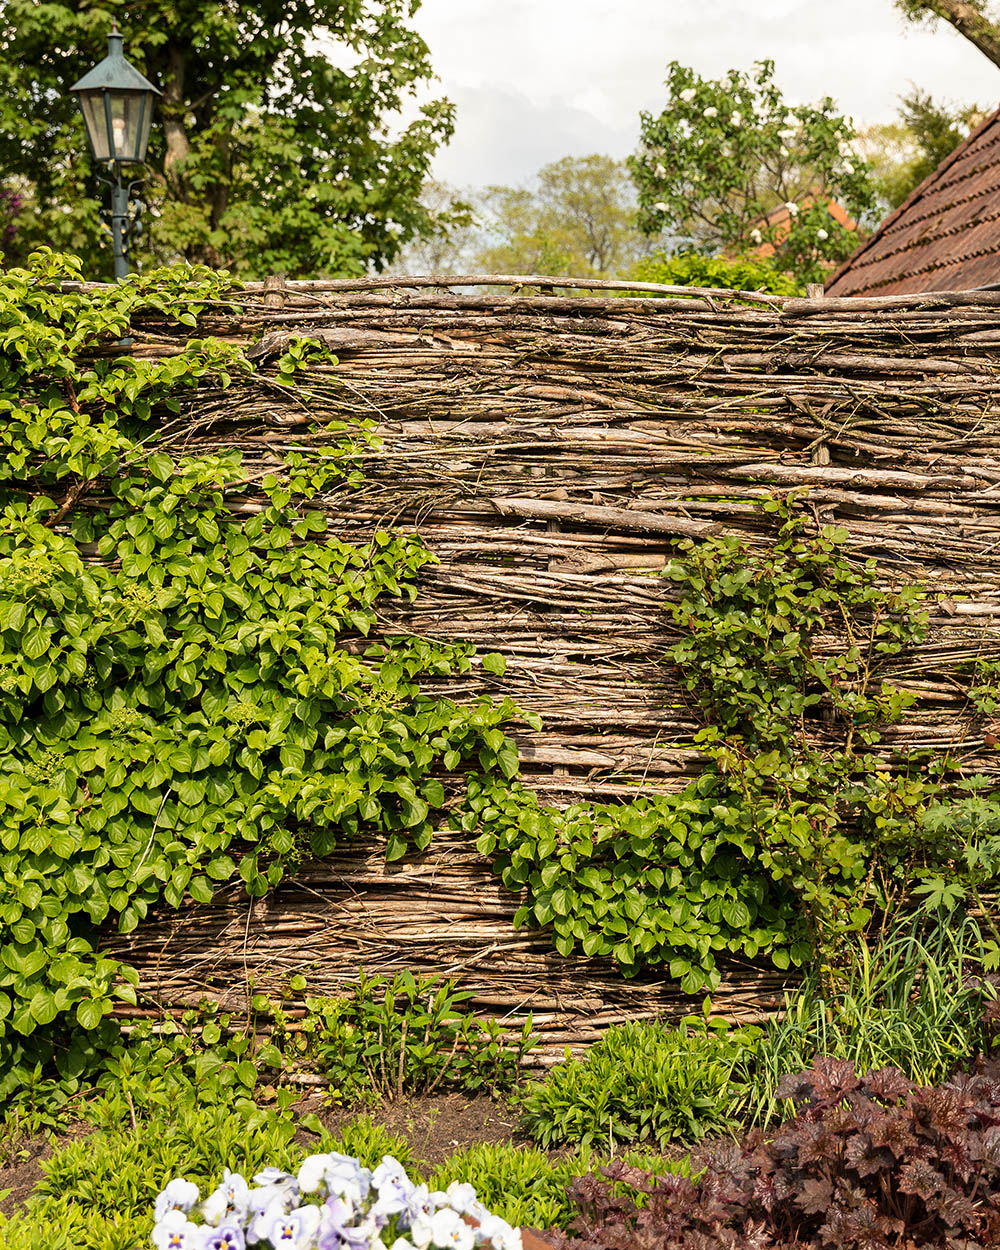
[303,969,538,1103]
[516,1017,758,1149]
[0,1100,412,1250]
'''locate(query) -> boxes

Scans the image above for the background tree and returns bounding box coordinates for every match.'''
[473,154,653,280]
[0,0,454,280]
[856,90,986,211]
[895,0,1000,68]
[386,181,479,275]
[629,61,878,285]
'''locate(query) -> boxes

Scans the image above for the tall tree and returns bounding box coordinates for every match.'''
[0,0,454,279]
[629,61,878,285]
[896,1,1000,68]
[856,91,986,211]
[474,154,651,279]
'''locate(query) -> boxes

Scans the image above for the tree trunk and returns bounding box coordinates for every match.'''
[912,0,1000,69]
[161,43,191,185]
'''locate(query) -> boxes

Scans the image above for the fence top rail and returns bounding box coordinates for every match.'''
[51,271,1000,317]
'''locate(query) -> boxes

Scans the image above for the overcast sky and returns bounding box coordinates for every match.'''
[407,0,1000,188]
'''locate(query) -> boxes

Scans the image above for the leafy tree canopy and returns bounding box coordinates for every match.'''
[0,0,454,280]
[629,61,878,285]
[857,90,987,212]
[473,154,653,280]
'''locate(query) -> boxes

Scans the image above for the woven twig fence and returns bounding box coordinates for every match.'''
[97,275,1000,1063]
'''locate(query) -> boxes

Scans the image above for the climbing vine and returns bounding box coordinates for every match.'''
[0,251,526,1081]
[475,505,972,992]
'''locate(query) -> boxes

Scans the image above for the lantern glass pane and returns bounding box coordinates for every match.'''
[78,91,111,161]
[78,89,151,163]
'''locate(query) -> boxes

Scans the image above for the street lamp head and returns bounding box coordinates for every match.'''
[70,22,160,165]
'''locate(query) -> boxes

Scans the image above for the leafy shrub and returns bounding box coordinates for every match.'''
[303,970,538,1103]
[629,250,803,296]
[516,1017,758,1149]
[0,250,530,1092]
[549,1056,1000,1249]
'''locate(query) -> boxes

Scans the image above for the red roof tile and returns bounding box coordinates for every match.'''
[826,106,1000,296]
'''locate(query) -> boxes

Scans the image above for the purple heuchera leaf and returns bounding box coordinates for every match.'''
[549,1057,1000,1249]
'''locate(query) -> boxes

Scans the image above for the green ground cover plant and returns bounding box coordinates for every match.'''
[516,1015,757,1149]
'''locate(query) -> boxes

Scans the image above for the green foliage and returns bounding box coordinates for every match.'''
[630,60,878,283]
[474,505,939,988]
[0,251,525,1080]
[472,778,801,993]
[302,970,538,1103]
[629,251,803,297]
[744,911,997,1126]
[663,505,930,965]
[427,1143,690,1232]
[515,1017,757,1151]
[0,1,455,278]
[0,1098,413,1250]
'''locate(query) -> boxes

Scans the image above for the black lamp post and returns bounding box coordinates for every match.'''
[70,22,160,281]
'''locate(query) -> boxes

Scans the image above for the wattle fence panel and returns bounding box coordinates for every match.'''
[100,277,1000,1062]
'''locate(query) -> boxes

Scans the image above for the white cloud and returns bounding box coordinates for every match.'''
[409,0,1000,187]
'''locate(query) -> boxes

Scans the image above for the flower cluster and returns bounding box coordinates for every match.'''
[152,1153,523,1250]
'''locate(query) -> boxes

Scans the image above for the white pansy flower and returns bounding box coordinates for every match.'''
[155,1179,200,1223]
[679,87,696,103]
[703,106,718,119]
[267,1204,322,1248]
[444,1182,478,1214]
[430,1209,475,1250]
[816,228,829,241]
[152,1209,201,1250]
[201,1170,250,1226]
[476,1215,522,1250]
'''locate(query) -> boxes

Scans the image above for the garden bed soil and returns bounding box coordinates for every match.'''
[313,1091,527,1168]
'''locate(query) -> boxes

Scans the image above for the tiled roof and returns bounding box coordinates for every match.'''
[826,106,1000,296]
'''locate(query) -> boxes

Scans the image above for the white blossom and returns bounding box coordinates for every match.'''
[784,201,799,217]
[816,228,829,241]
[779,146,790,158]
[730,111,742,127]
[679,88,697,103]
[842,160,855,174]
[652,201,669,213]
[749,229,763,245]
[654,163,667,177]
[703,106,718,119]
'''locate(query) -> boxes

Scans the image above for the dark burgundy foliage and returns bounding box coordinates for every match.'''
[542,1057,1000,1249]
